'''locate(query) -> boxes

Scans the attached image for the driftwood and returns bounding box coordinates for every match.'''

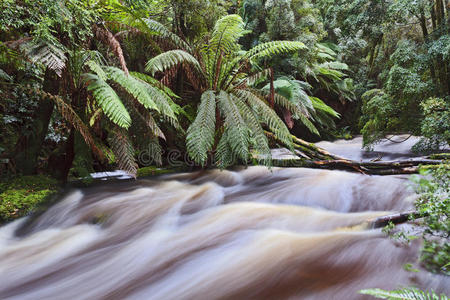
[265,131,445,175]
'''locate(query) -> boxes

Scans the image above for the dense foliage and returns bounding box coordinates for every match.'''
[0,0,449,177]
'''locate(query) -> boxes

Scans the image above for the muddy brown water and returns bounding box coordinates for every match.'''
[0,137,448,299]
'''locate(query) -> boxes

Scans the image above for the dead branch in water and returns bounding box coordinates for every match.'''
[368,211,422,228]
[265,131,445,175]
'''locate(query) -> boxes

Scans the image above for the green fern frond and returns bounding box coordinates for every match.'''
[215,130,235,168]
[359,287,448,300]
[186,90,216,166]
[141,18,192,51]
[218,90,250,162]
[0,68,12,82]
[145,50,201,76]
[244,41,307,61]
[21,40,66,76]
[310,96,340,118]
[209,14,246,56]
[232,92,271,165]
[130,73,180,129]
[236,89,293,150]
[129,71,179,98]
[84,73,132,129]
[106,67,159,112]
[86,60,107,81]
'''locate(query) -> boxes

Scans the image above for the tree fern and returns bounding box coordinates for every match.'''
[84,73,132,129]
[359,287,448,300]
[186,90,216,166]
[20,40,66,76]
[145,50,201,76]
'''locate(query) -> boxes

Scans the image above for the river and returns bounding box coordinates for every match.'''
[0,136,448,299]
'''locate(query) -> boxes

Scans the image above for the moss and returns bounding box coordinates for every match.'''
[0,175,59,222]
[428,153,450,160]
[136,166,178,178]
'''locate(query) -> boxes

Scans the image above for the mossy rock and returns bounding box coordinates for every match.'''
[136,166,178,178]
[0,175,59,223]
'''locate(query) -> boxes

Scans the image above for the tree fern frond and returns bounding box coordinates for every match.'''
[245,68,271,86]
[130,73,180,129]
[244,41,307,61]
[359,287,448,300]
[106,67,159,112]
[145,50,201,76]
[236,89,293,150]
[84,73,132,129]
[310,96,340,118]
[109,130,138,178]
[186,90,216,166]
[215,130,234,168]
[86,60,107,81]
[217,90,250,162]
[141,18,191,51]
[298,114,320,136]
[21,41,66,76]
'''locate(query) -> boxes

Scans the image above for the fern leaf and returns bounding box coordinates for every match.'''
[245,41,307,61]
[186,90,216,166]
[86,60,107,81]
[129,71,179,98]
[209,14,246,56]
[0,68,12,81]
[109,130,138,178]
[145,50,201,76]
[359,287,448,300]
[21,41,66,76]
[217,90,250,162]
[84,73,132,129]
[236,89,293,150]
[106,67,159,112]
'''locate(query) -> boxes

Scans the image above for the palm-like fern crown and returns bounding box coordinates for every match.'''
[146,15,310,167]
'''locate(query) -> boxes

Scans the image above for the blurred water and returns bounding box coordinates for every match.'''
[0,138,448,299]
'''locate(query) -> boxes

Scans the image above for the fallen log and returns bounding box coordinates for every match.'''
[264,131,446,175]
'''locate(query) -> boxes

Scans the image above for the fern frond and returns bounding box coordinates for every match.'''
[186,90,216,166]
[209,14,246,56]
[244,41,307,61]
[109,130,138,178]
[217,90,250,162]
[232,92,271,165]
[130,73,180,129]
[359,287,448,300]
[84,73,132,129]
[215,130,234,168]
[21,41,66,76]
[145,50,201,76]
[310,96,340,118]
[236,89,293,150]
[106,67,159,112]
[86,60,107,81]
[129,71,179,98]
[141,18,192,51]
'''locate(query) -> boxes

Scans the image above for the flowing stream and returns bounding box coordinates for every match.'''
[0,137,448,299]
